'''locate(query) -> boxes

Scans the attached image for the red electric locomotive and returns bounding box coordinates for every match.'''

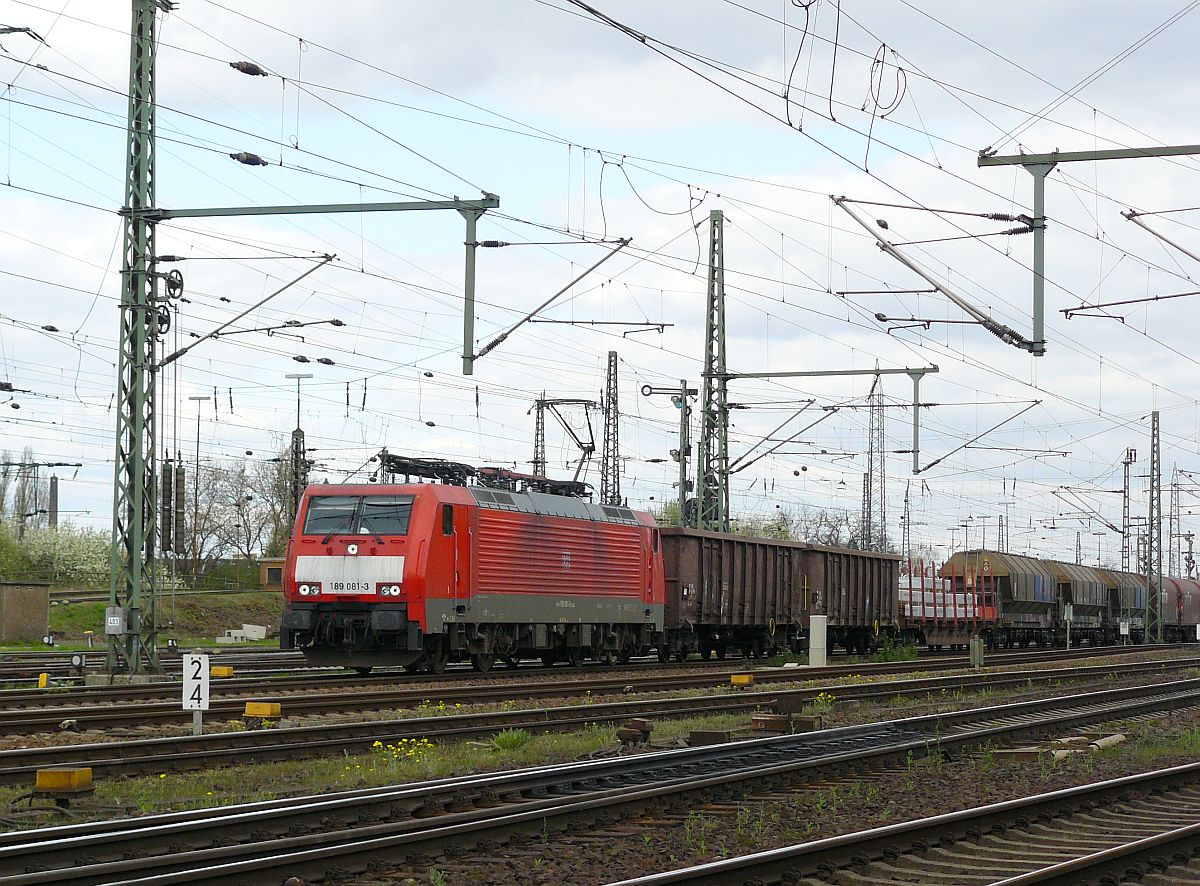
[280,458,664,673]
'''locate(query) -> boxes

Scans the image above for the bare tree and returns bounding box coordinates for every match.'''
[792,505,859,548]
[208,462,271,560]
[11,447,48,536]
[0,450,12,520]
[246,448,292,557]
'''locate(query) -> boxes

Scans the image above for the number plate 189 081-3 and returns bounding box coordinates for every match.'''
[329,581,371,593]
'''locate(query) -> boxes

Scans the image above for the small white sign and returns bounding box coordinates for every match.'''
[1119,619,1130,636]
[1064,603,1074,622]
[182,654,210,711]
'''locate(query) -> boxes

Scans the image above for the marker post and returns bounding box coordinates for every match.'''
[182,653,210,736]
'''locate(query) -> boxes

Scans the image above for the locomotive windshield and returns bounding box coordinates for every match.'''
[302,494,415,536]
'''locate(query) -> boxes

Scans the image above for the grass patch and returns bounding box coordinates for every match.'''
[0,712,750,822]
[48,601,107,638]
[44,592,283,643]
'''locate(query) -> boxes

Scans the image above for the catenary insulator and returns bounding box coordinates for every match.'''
[229,151,269,167]
[230,61,268,77]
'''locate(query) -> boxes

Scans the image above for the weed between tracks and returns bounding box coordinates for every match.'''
[0,713,747,821]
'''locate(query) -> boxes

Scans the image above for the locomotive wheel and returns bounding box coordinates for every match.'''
[471,653,494,673]
[426,648,448,675]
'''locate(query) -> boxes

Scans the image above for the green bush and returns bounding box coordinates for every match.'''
[489,728,533,752]
[875,636,919,662]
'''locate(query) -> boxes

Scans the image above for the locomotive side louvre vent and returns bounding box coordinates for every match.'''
[491,491,516,505]
[473,489,495,503]
[601,505,637,522]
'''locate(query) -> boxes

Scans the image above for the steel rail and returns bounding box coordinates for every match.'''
[1,679,1199,884]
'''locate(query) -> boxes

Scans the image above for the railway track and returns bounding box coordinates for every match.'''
[0,641,1165,684]
[609,762,1200,885]
[0,642,1167,708]
[0,650,1194,736]
[1,679,1197,885]
[0,659,1194,784]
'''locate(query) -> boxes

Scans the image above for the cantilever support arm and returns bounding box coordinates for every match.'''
[713,364,938,476]
[474,239,630,363]
[917,400,1040,474]
[834,196,1034,351]
[157,255,334,369]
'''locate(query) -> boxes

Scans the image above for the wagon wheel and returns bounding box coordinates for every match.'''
[698,641,713,661]
[540,653,557,668]
[403,659,424,674]
[471,653,494,673]
[426,643,448,675]
[715,642,728,661]
[656,644,671,663]
[598,649,618,667]
[500,655,520,669]
[567,647,585,668]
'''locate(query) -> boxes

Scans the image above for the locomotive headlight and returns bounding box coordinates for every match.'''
[298,584,310,595]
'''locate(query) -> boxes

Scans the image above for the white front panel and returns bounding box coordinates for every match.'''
[296,554,406,593]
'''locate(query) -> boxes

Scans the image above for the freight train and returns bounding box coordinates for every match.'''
[925,549,1200,648]
[278,456,1198,672]
[279,457,898,672]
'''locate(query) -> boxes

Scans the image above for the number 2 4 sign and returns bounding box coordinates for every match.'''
[183,654,210,711]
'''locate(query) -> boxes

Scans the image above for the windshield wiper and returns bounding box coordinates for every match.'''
[358,518,385,545]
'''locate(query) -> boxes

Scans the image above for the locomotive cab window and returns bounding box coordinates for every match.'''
[442,504,454,535]
[302,494,415,536]
[302,496,358,536]
[359,495,414,535]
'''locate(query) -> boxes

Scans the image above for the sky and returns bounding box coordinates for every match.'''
[3,0,1200,569]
